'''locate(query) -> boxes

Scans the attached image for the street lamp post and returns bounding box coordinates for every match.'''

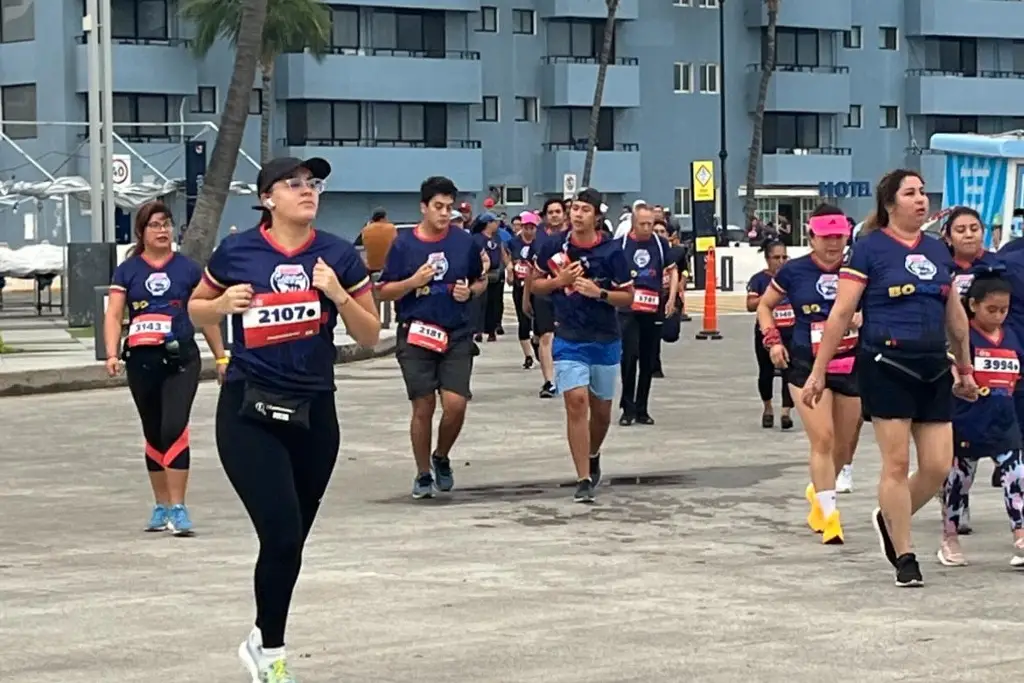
[100,0,116,243]
[718,0,729,229]
[84,0,103,243]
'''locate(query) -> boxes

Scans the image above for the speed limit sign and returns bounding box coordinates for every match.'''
[112,154,131,187]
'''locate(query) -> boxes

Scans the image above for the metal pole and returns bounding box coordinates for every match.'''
[717,0,728,229]
[84,0,103,242]
[100,0,116,242]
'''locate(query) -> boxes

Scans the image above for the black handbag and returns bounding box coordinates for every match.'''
[661,311,681,343]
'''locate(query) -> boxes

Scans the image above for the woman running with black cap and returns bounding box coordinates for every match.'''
[189,156,381,682]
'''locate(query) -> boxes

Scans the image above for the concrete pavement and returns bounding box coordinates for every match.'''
[3,314,1020,683]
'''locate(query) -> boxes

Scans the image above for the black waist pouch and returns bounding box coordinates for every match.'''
[872,352,950,384]
[239,383,311,429]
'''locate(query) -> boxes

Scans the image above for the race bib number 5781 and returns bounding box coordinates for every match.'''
[242,290,322,349]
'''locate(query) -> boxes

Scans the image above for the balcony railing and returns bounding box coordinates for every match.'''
[763,147,852,155]
[747,63,850,73]
[541,55,639,65]
[75,35,191,47]
[312,46,481,59]
[905,146,947,155]
[543,141,640,151]
[77,132,184,143]
[283,137,482,149]
[906,68,1024,79]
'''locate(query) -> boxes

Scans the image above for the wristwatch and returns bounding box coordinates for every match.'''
[599,289,609,301]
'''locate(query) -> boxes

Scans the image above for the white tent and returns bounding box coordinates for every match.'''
[0,176,257,211]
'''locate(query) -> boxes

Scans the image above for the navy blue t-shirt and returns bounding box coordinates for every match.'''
[111,252,202,346]
[533,230,632,343]
[204,226,370,395]
[952,251,998,297]
[621,233,673,293]
[954,325,1023,458]
[473,231,503,274]
[747,268,794,338]
[379,225,484,336]
[772,255,853,358]
[841,229,954,355]
[508,234,538,287]
[531,226,568,300]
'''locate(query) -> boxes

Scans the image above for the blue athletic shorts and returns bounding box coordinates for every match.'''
[552,337,622,401]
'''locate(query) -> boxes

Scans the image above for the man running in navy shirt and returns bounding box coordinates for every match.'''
[533,188,633,502]
[377,176,487,499]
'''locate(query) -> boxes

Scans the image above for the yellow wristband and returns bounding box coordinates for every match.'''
[216,357,230,365]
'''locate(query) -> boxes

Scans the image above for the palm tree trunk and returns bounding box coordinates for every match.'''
[743,0,779,227]
[260,61,274,164]
[180,0,269,265]
[581,0,619,188]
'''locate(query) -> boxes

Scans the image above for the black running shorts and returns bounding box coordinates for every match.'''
[532,294,556,336]
[857,350,953,422]
[396,326,474,401]
[786,346,859,398]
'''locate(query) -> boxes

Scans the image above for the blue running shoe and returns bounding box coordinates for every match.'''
[412,473,435,499]
[145,504,169,532]
[432,453,454,492]
[167,504,194,537]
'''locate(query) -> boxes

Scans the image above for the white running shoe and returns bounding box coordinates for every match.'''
[238,627,263,683]
[835,466,853,494]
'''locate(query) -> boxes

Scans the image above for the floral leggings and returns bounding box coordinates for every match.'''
[942,449,1024,535]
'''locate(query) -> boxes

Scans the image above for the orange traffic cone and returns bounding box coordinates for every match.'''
[696,246,722,340]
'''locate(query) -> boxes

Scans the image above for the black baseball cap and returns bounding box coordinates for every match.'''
[256,156,331,196]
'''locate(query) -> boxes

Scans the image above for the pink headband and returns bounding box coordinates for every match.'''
[808,214,850,237]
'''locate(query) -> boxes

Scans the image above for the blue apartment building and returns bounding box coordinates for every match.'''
[1,0,1024,246]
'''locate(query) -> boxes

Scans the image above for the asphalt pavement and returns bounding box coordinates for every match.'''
[2,314,1022,683]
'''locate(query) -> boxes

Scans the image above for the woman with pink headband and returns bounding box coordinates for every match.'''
[756,204,863,548]
[506,211,543,368]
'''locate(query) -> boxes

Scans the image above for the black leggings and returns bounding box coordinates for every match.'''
[216,381,340,650]
[126,347,201,471]
[483,277,505,334]
[511,283,532,340]
[754,329,793,408]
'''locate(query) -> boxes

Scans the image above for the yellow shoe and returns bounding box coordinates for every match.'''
[805,483,815,504]
[821,510,845,545]
[805,484,825,533]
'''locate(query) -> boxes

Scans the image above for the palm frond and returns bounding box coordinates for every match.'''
[181,0,331,64]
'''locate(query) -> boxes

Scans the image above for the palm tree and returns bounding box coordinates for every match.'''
[581,0,620,187]
[178,0,269,265]
[743,0,780,227]
[181,0,331,163]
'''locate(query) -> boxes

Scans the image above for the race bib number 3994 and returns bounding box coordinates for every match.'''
[242,290,322,349]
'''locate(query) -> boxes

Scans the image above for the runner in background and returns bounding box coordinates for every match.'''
[939,268,1024,567]
[746,238,794,431]
[525,198,570,398]
[472,212,507,342]
[652,219,681,378]
[377,176,486,499]
[105,200,227,536]
[507,211,541,368]
[533,188,633,502]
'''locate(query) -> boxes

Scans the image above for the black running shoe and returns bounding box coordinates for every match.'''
[992,466,1002,488]
[496,325,505,335]
[894,553,923,588]
[523,356,534,370]
[872,507,899,568]
[574,478,595,503]
[539,382,556,398]
[761,412,774,429]
[589,453,602,488]
[636,414,655,425]
[780,415,794,430]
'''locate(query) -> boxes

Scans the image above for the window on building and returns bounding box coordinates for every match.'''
[249,89,263,116]
[546,19,614,61]
[1,84,35,139]
[842,26,861,49]
[548,107,615,150]
[111,0,168,40]
[698,0,718,7]
[699,63,719,93]
[477,6,498,32]
[672,0,692,6]
[370,9,446,56]
[478,95,499,122]
[285,100,360,145]
[515,96,538,122]
[673,188,692,217]
[1,0,34,43]
[843,105,861,128]
[928,37,977,76]
[329,5,359,50]
[503,186,526,205]
[370,102,447,147]
[1014,41,1024,75]
[767,28,819,68]
[879,27,898,50]
[880,105,899,129]
[762,113,819,153]
[190,86,217,115]
[512,9,534,34]
[925,116,978,139]
[673,62,693,93]
[113,93,176,140]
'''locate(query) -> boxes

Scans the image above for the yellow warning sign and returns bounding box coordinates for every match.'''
[692,160,715,203]
[695,236,716,252]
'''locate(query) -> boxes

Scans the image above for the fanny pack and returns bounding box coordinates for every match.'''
[872,353,950,384]
[238,383,311,429]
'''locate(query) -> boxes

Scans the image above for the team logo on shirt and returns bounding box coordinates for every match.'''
[633,249,650,268]
[815,274,839,299]
[905,254,937,281]
[427,251,448,281]
[144,272,171,296]
[520,246,530,259]
[486,240,497,250]
[270,264,310,293]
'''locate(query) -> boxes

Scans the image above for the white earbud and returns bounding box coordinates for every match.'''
[263,198,276,209]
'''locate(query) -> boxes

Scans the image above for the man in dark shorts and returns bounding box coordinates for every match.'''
[377,176,487,499]
[525,197,569,398]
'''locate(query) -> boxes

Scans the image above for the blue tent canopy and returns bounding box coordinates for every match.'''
[930,132,1024,159]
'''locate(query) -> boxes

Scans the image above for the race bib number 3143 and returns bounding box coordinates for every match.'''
[242,290,322,349]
